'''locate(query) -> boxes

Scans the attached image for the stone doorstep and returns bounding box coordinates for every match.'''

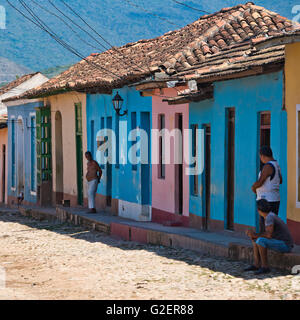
[16,206,300,272]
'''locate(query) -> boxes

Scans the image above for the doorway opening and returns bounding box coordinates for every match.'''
[203,124,211,230]
[2,144,6,203]
[75,103,84,206]
[226,108,235,231]
[17,118,24,197]
[175,113,183,215]
[106,117,112,208]
[55,111,63,205]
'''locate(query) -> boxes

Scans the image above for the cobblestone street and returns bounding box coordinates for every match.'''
[0,211,299,300]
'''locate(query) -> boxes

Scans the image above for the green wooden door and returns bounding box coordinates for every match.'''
[36,107,52,186]
[75,103,84,206]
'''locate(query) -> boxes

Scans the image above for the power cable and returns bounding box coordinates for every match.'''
[58,0,151,74]
[7,1,182,100]
[123,0,180,27]
[170,0,210,14]
[30,0,103,52]
[7,0,122,79]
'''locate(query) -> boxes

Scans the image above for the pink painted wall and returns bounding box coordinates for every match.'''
[152,88,189,217]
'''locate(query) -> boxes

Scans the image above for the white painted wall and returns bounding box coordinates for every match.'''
[0,73,49,117]
[118,199,152,222]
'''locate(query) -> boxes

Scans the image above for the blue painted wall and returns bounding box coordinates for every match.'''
[189,71,287,229]
[7,101,43,204]
[86,86,152,206]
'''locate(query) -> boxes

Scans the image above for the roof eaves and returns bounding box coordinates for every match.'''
[252,31,300,50]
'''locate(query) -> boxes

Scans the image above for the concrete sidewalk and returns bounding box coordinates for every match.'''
[9,205,300,272]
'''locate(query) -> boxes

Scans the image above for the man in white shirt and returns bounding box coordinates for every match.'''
[252,146,283,232]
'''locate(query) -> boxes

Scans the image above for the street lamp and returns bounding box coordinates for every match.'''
[112,92,127,116]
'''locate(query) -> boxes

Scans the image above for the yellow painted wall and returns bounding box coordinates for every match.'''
[45,92,88,201]
[285,42,300,223]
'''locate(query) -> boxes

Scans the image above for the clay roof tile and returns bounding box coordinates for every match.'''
[23,2,299,97]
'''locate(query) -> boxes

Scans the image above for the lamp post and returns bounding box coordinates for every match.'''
[112,92,127,116]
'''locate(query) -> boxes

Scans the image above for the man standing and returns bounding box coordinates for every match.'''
[252,146,282,231]
[85,151,102,214]
[245,199,294,275]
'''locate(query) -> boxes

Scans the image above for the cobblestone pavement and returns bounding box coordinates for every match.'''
[0,211,299,300]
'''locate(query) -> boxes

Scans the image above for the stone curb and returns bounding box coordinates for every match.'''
[16,206,300,272]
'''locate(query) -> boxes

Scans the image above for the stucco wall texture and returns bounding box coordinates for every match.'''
[285,42,300,244]
[189,71,287,230]
[0,128,7,204]
[152,88,190,218]
[7,101,43,204]
[86,87,152,220]
[46,92,88,204]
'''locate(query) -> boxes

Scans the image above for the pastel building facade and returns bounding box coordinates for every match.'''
[0,125,7,204]
[4,73,49,206]
[188,71,287,233]
[285,41,300,244]
[150,89,190,226]
[40,92,88,207]
[7,99,43,205]
[86,87,152,221]
[251,32,300,244]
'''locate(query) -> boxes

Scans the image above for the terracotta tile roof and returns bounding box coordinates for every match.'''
[251,29,300,49]
[0,72,39,96]
[24,2,298,98]
[173,42,285,82]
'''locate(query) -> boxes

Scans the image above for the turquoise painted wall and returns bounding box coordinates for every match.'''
[189,71,287,229]
[7,101,43,204]
[86,87,152,206]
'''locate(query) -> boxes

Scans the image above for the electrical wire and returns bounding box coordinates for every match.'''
[123,0,180,27]
[47,0,110,53]
[170,0,210,14]
[6,0,122,79]
[30,0,103,52]
[7,1,183,100]
[58,0,151,74]
[55,0,182,96]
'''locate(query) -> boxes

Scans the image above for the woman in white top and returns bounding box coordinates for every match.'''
[252,146,283,231]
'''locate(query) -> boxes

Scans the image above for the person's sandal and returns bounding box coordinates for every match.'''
[244,265,259,272]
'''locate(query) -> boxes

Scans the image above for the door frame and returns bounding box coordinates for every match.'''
[75,103,84,206]
[202,124,211,230]
[175,113,184,215]
[17,116,25,196]
[225,108,236,230]
[2,144,6,203]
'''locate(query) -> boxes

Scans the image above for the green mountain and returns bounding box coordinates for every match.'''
[0,56,31,83]
[0,0,297,73]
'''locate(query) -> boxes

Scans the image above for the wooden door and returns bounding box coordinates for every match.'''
[175,113,183,215]
[203,125,211,230]
[226,108,235,230]
[2,145,5,203]
[75,103,84,206]
[36,107,52,206]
